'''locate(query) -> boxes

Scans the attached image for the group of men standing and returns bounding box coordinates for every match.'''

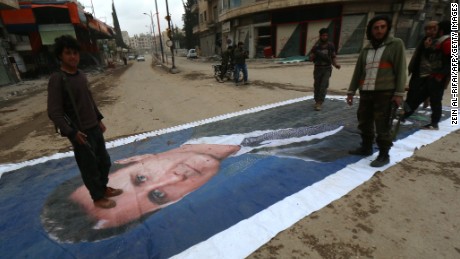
[218,41,249,86]
[311,16,451,167]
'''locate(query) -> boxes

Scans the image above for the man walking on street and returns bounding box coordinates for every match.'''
[47,35,123,209]
[346,15,407,167]
[233,41,249,86]
[309,28,341,111]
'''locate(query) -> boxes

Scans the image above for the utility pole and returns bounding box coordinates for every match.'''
[165,0,176,70]
[90,0,95,17]
[155,0,165,63]
[143,11,159,59]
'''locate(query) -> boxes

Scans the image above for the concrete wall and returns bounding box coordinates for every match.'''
[199,32,216,57]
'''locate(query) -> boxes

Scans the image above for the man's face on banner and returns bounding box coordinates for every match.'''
[70,144,240,229]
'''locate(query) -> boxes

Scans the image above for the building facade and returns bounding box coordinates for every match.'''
[121,30,130,46]
[0,0,116,80]
[129,33,153,53]
[0,0,19,86]
[193,0,451,58]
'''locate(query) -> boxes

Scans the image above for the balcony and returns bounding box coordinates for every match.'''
[206,20,217,28]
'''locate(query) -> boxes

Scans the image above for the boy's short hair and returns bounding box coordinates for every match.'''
[54,35,80,60]
[237,41,244,47]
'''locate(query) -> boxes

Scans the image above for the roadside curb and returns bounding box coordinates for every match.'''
[151,55,181,74]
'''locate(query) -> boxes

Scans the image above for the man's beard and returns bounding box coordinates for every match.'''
[370,31,389,48]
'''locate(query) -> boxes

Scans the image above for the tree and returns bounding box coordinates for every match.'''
[182,0,199,49]
[112,0,129,48]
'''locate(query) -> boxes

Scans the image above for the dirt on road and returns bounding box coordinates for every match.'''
[0,55,459,258]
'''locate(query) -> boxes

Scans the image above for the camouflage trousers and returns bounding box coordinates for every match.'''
[356,90,394,153]
[313,66,332,103]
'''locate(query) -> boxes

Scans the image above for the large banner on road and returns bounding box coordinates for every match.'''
[0,96,456,258]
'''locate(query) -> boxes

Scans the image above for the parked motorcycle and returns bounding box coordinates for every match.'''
[212,64,243,82]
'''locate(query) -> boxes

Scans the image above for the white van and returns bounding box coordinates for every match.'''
[187,49,197,59]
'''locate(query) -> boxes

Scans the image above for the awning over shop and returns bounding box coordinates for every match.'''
[82,12,114,39]
[87,18,114,38]
[0,8,35,24]
[39,24,76,45]
[1,2,80,25]
[29,3,80,24]
[0,8,36,33]
[1,1,114,48]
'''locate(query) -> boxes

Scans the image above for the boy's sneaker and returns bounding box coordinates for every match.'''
[105,187,123,197]
[314,102,322,111]
[421,123,439,130]
[94,198,116,209]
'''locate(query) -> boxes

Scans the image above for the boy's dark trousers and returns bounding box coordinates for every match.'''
[70,126,111,201]
[313,66,332,103]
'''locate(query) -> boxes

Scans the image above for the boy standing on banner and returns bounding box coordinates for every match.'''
[47,35,122,209]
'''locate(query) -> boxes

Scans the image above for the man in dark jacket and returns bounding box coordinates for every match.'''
[47,35,123,209]
[346,16,406,167]
[405,21,438,113]
[403,20,451,130]
[218,45,233,82]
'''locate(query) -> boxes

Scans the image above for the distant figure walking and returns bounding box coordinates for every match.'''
[309,28,341,111]
[233,41,249,86]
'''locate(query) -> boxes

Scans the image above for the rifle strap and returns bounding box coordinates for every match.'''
[60,71,82,130]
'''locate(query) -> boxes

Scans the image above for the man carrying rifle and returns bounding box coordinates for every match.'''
[346,15,406,167]
[48,35,122,209]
